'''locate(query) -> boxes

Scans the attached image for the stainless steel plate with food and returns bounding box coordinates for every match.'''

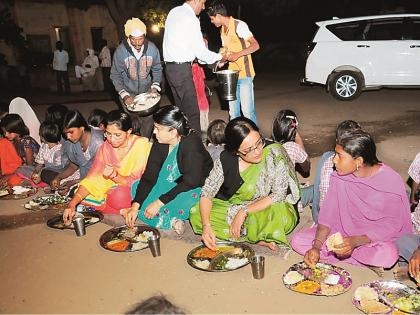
[24,194,70,211]
[0,186,37,200]
[353,280,420,314]
[46,211,104,230]
[99,225,160,252]
[283,262,352,296]
[187,241,254,272]
[126,92,160,116]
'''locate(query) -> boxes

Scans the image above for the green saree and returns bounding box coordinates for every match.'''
[190,144,300,246]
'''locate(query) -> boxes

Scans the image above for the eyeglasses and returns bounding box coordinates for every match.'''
[238,137,265,156]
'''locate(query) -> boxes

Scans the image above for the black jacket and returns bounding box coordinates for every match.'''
[133,132,213,205]
[214,150,244,201]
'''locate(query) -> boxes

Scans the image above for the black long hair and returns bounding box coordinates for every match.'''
[0,114,29,136]
[88,109,107,128]
[104,110,132,132]
[45,104,68,130]
[224,117,259,153]
[39,121,61,143]
[337,130,380,166]
[207,119,226,145]
[153,105,191,137]
[335,120,361,141]
[63,110,90,131]
[272,109,298,143]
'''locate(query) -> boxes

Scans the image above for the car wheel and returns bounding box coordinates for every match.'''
[329,71,363,101]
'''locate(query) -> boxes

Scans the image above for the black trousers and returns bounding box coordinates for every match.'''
[165,63,200,131]
[56,70,70,94]
[101,67,112,92]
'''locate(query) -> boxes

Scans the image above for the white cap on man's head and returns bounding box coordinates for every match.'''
[124,18,147,38]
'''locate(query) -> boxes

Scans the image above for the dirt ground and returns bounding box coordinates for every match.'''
[0,70,419,314]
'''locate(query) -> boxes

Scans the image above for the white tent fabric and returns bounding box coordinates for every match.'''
[9,97,41,144]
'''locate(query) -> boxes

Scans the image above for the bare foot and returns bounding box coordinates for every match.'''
[257,241,277,251]
[393,266,410,281]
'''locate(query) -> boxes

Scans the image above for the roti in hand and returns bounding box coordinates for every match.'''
[326,232,344,252]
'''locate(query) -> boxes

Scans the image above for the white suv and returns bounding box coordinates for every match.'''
[302,14,420,100]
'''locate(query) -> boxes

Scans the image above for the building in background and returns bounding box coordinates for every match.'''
[0,0,119,91]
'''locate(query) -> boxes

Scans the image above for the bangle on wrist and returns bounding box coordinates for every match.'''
[109,170,118,180]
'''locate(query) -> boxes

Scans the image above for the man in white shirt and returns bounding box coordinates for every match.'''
[99,39,112,91]
[52,41,70,94]
[163,0,226,132]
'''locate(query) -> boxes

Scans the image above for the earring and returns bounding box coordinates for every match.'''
[356,163,359,171]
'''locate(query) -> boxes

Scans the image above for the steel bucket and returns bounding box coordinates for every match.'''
[215,69,239,101]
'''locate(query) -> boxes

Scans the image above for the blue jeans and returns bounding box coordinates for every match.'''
[396,234,420,265]
[304,151,334,223]
[229,77,257,124]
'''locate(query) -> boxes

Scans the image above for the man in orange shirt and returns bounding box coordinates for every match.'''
[207,0,260,124]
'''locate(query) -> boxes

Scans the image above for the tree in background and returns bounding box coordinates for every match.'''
[103,0,176,40]
[0,0,25,50]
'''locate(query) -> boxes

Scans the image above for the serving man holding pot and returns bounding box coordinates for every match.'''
[111,18,163,139]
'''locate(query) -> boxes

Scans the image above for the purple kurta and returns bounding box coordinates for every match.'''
[292,164,413,267]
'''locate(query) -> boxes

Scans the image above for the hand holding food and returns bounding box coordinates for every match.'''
[31,172,41,184]
[202,225,217,251]
[122,207,138,228]
[304,247,320,268]
[63,206,76,225]
[334,236,356,259]
[50,176,61,190]
[326,232,344,251]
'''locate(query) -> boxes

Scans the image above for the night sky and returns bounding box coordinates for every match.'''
[199,0,420,44]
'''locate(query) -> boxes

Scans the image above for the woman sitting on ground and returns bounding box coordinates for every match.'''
[190,117,300,250]
[1,114,40,186]
[63,110,151,223]
[123,105,213,234]
[291,130,413,271]
[50,110,103,194]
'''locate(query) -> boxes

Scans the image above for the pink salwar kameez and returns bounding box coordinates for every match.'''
[291,164,413,268]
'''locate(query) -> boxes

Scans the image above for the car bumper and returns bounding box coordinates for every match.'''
[299,78,315,86]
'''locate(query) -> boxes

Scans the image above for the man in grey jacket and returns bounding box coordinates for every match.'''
[111,18,162,138]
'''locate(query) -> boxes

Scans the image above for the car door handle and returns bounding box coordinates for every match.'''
[410,45,420,48]
[357,45,370,48]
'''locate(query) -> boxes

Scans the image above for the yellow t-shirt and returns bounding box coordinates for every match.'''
[221,17,255,79]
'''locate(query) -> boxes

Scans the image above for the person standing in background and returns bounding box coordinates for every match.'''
[52,41,70,94]
[163,0,226,132]
[99,39,112,92]
[207,0,260,124]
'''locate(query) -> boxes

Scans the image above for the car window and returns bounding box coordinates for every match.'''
[407,18,420,40]
[365,18,405,40]
[326,21,365,40]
